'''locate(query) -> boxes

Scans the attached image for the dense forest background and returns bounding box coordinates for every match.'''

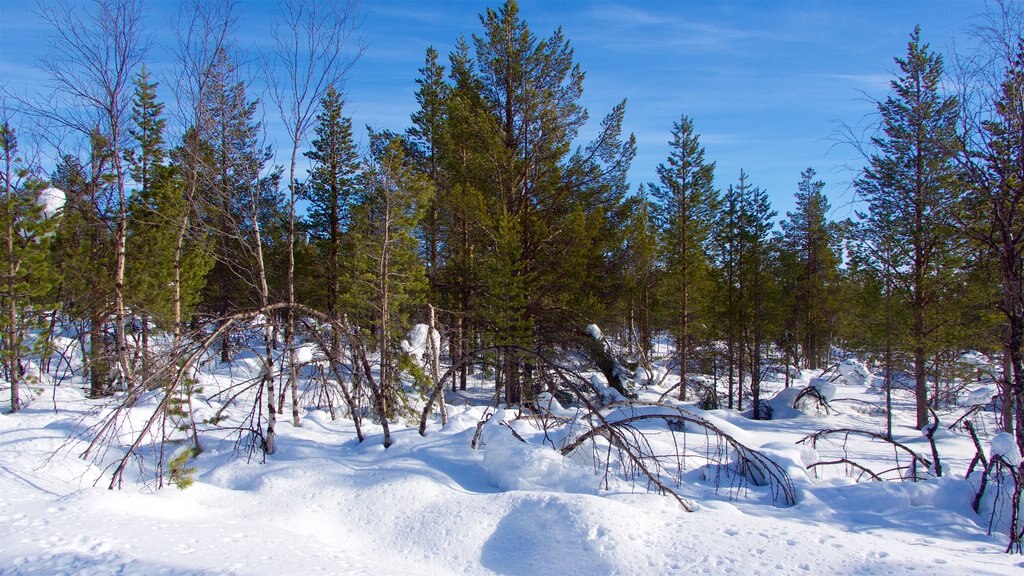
[2,0,1024,460]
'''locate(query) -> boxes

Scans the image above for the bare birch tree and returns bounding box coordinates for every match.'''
[264,0,362,428]
[37,0,145,390]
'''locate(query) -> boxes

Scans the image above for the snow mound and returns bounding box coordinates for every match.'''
[482,413,593,493]
[765,387,803,419]
[759,440,818,488]
[837,358,870,387]
[990,433,1022,466]
[809,377,837,402]
[38,187,65,218]
[535,392,578,419]
[401,323,440,364]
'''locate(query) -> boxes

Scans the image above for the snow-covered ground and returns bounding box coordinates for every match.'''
[1,347,1022,575]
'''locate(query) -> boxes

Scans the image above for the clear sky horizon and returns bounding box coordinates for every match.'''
[0,0,991,222]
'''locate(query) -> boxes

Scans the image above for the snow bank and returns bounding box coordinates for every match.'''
[990,433,1022,466]
[401,323,441,364]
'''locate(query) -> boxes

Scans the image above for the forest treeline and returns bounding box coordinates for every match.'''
[2,0,1024,456]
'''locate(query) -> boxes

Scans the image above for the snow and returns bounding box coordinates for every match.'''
[400,323,440,364]
[837,358,871,387]
[809,376,837,401]
[37,186,65,218]
[968,385,998,405]
[991,432,1022,466]
[0,337,1021,575]
[293,343,316,365]
[585,323,603,340]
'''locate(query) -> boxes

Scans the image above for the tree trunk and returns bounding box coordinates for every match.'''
[89,315,108,398]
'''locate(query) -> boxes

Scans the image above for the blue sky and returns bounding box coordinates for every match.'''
[0,0,987,221]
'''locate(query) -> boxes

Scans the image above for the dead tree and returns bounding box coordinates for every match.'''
[798,428,934,482]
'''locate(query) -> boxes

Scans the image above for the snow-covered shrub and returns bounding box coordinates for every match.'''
[837,359,870,388]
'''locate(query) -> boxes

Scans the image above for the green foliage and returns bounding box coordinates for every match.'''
[778,168,842,370]
[167,444,200,490]
[124,74,213,332]
[303,85,360,317]
[855,27,962,428]
[650,115,718,384]
[0,122,59,410]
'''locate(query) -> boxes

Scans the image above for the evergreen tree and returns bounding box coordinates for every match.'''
[739,178,777,419]
[713,174,745,409]
[856,27,961,429]
[407,47,450,293]
[52,133,117,397]
[619,188,659,362]
[0,122,58,411]
[650,115,718,400]
[958,41,1024,447]
[303,85,360,319]
[198,48,282,361]
[125,66,165,198]
[350,134,431,416]
[779,168,841,370]
[438,0,635,402]
[124,69,213,366]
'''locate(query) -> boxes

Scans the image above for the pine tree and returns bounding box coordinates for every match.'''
[198,48,282,361]
[779,168,841,370]
[856,27,961,429]
[407,46,450,294]
[958,40,1024,446]
[350,134,431,417]
[52,133,116,397]
[650,115,718,400]
[304,86,360,319]
[739,178,777,419]
[620,188,659,362]
[0,122,58,412]
[713,173,745,410]
[439,0,634,402]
